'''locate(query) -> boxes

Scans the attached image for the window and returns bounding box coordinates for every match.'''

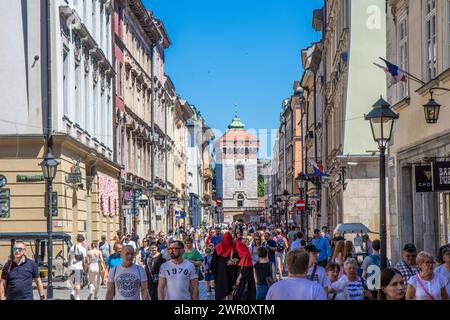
[84,71,89,132]
[235,165,244,180]
[92,0,97,40]
[100,4,104,49]
[93,83,98,136]
[237,194,244,208]
[106,13,110,58]
[74,62,81,125]
[398,15,409,99]
[63,48,69,117]
[424,0,437,81]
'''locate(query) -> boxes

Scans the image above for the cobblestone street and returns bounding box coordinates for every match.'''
[33,280,215,300]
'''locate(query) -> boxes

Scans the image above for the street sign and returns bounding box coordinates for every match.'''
[295,200,306,209]
[0,188,10,218]
[168,195,179,202]
[0,175,7,188]
[45,192,58,217]
[139,199,149,207]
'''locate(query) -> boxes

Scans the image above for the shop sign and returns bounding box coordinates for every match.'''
[433,162,450,191]
[155,206,165,216]
[66,160,82,186]
[16,175,44,182]
[0,188,10,218]
[415,165,433,192]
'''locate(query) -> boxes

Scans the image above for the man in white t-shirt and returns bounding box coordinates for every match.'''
[105,245,149,300]
[122,233,137,252]
[68,234,88,300]
[158,240,199,300]
[266,248,326,300]
[304,244,331,291]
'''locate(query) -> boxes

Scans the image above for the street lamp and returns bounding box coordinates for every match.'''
[39,152,60,300]
[365,96,398,271]
[423,95,441,124]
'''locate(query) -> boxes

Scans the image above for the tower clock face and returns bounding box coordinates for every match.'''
[0,175,6,188]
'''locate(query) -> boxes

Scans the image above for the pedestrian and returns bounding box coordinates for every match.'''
[131,229,141,248]
[343,240,354,260]
[287,226,297,247]
[321,226,331,243]
[87,241,104,300]
[158,240,199,300]
[406,251,448,300]
[434,246,450,296]
[182,237,203,277]
[377,268,406,300]
[105,242,123,282]
[290,232,305,251]
[262,231,277,277]
[311,229,332,267]
[249,234,262,265]
[0,241,45,300]
[353,232,363,253]
[144,241,166,300]
[326,262,348,300]
[210,227,223,247]
[395,243,420,285]
[304,244,331,291]
[233,231,256,300]
[202,247,214,296]
[253,247,274,300]
[361,239,384,299]
[342,258,371,300]
[161,238,174,261]
[105,245,149,300]
[273,230,288,279]
[210,231,239,300]
[266,249,327,300]
[331,240,345,273]
[122,233,137,252]
[68,234,88,300]
[98,235,111,262]
[112,230,123,245]
[137,238,150,265]
[362,234,373,255]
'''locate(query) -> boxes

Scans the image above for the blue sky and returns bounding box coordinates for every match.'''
[143,0,323,158]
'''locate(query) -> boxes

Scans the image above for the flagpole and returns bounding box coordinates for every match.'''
[378,57,425,85]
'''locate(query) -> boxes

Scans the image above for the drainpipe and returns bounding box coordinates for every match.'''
[150,42,155,232]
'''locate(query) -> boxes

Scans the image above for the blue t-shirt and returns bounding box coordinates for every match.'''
[311,236,332,262]
[105,253,123,270]
[263,240,277,263]
[210,235,222,247]
[1,258,39,300]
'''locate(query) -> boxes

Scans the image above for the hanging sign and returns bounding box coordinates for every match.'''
[433,162,450,191]
[415,165,433,193]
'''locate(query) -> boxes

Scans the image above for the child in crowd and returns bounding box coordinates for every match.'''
[203,247,215,295]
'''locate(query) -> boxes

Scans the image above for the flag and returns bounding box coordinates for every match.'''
[309,160,329,177]
[379,58,407,83]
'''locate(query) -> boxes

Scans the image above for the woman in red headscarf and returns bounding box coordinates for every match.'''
[210,231,239,300]
[233,233,256,300]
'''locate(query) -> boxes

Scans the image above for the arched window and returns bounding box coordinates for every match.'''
[237,194,244,208]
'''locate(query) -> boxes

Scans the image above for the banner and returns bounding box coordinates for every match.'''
[415,165,433,192]
[433,162,450,191]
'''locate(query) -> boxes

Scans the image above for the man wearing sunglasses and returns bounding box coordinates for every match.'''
[395,243,420,284]
[0,241,45,300]
[158,240,199,300]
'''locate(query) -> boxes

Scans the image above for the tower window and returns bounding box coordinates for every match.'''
[237,194,244,207]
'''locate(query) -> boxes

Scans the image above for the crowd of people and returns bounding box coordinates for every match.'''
[1,221,449,301]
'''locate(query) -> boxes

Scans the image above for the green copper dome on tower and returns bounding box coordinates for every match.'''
[228,105,245,129]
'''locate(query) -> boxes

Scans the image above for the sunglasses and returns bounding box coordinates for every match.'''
[13,247,24,252]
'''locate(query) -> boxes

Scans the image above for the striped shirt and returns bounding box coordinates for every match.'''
[344,276,366,300]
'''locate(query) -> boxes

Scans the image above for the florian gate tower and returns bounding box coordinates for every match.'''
[214,112,259,223]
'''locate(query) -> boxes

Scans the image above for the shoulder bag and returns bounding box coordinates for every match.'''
[415,275,436,300]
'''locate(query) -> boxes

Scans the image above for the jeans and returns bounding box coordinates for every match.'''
[256,285,269,300]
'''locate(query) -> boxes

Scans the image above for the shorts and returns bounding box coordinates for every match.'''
[205,273,214,282]
[71,270,84,286]
[275,252,285,269]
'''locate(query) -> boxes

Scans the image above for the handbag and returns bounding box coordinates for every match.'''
[74,246,84,262]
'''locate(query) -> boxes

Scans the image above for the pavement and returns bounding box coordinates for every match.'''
[33,280,215,300]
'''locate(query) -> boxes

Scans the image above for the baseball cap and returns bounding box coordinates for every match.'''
[313,228,321,234]
[403,243,417,252]
[304,244,321,253]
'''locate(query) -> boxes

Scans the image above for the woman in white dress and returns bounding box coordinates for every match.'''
[87,242,104,300]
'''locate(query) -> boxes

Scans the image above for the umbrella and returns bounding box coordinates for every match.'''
[333,223,378,234]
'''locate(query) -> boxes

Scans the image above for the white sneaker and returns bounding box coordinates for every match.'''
[75,296,81,300]
[70,292,76,300]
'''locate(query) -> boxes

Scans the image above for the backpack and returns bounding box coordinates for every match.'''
[276,237,286,252]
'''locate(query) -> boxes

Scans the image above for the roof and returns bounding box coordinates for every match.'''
[219,128,258,142]
[228,115,245,129]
